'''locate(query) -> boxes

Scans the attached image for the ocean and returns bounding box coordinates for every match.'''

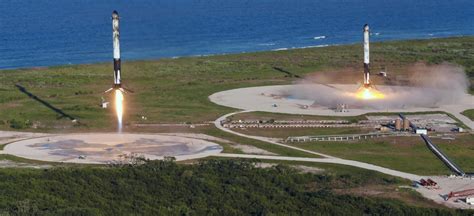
[0,0,473,69]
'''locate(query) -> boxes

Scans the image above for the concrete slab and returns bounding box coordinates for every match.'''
[416,176,474,209]
[4,133,223,164]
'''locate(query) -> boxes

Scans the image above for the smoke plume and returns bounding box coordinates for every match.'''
[283,63,470,109]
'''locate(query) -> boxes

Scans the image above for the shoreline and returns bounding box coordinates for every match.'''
[1,35,471,71]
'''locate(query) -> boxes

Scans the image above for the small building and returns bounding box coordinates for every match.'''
[415,128,428,135]
[466,197,474,205]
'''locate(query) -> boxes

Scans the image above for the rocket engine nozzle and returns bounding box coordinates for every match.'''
[105,85,133,94]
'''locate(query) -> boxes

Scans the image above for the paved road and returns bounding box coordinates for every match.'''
[214,110,335,158]
[444,106,474,130]
[214,110,426,181]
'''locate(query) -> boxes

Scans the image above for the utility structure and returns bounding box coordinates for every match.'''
[421,134,465,176]
[105,10,132,93]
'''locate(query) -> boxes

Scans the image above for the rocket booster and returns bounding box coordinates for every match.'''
[112,10,121,87]
[106,11,132,93]
[363,24,370,86]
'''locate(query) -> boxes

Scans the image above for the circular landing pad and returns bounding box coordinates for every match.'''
[209,84,474,116]
[4,133,223,164]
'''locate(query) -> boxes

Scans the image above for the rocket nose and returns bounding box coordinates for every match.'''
[364,24,369,31]
[112,10,119,19]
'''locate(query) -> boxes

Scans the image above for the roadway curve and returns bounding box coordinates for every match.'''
[214,110,422,181]
[214,110,334,158]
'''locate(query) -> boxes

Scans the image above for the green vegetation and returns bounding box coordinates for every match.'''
[0,154,103,169]
[0,159,468,215]
[0,154,56,165]
[461,109,474,121]
[7,119,32,129]
[208,158,445,208]
[230,111,368,122]
[214,158,411,185]
[291,134,474,175]
[0,37,472,131]
[0,37,472,214]
[202,127,319,158]
[435,135,474,172]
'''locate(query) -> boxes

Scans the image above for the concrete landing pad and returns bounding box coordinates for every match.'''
[4,133,223,164]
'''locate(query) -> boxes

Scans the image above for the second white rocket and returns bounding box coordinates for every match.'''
[363,24,370,87]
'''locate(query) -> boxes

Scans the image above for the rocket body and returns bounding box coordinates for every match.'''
[363,24,370,86]
[112,11,121,87]
[106,11,132,93]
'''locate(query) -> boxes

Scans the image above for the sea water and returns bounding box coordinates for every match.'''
[0,0,472,69]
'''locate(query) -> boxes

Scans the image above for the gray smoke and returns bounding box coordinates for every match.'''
[282,63,470,109]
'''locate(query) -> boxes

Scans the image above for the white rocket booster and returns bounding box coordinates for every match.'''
[106,11,132,93]
[113,11,121,86]
[363,24,370,86]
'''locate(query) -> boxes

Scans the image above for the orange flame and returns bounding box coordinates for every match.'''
[355,86,385,100]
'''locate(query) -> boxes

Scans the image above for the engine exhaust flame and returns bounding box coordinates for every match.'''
[115,89,124,132]
[355,85,385,100]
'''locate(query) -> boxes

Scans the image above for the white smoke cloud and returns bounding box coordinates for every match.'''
[282,63,469,109]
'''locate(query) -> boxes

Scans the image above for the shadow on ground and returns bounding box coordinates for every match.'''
[15,84,77,121]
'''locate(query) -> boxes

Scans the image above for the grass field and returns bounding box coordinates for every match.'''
[0,36,473,177]
[461,109,474,121]
[290,134,474,175]
[228,111,367,122]
[0,36,472,132]
[202,127,319,158]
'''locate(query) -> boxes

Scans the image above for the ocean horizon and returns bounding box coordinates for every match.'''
[1,0,473,69]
